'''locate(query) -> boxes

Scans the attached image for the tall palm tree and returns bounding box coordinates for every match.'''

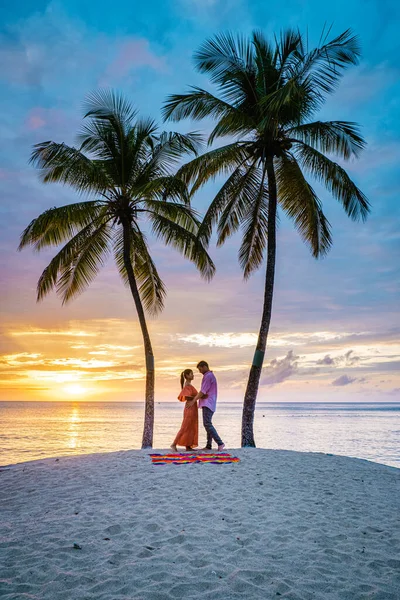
[163,28,370,446]
[19,90,215,448]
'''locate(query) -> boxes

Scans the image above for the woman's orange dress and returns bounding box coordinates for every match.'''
[173,384,198,448]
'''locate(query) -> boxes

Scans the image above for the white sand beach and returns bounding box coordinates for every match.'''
[1,449,399,600]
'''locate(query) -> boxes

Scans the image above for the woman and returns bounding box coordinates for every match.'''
[171,369,198,451]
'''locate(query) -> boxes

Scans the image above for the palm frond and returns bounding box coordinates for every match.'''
[252,29,279,95]
[135,176,191,204]
[35,219,112,301]
[137,131,203,182]
[134,253,167,316]
[56,222,113,303]
[287,120,366,159]
[193,32,264,114]
[77,118,127,188]
[294,143,370,220]
[78,90,144,187]
[77,120,121,169]
[289,28,361,97]
[259,74,319,129]
[194,31,255,85]
[145,199,200,233]
[150,213,215,281]
[238,163,269,278]
[208,109,255,144]
[19,201,107,251]
[125,117,161,185]
[275,28,303,77]
[177,142,251,193]
[216,160,263,245]
[29,142,111,194]
[83,89,138,129]
[198,157,259,245]
[113,227,166,315]
[162,87,233,123]
[157,131,204,157]
[275,153,332,257]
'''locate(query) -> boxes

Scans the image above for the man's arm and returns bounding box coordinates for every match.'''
[187,374,211,406]
[186,391,206,407]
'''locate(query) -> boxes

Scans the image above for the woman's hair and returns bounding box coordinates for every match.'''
[180,369,193,389]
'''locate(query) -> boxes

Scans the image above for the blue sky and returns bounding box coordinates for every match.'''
[0,0,399,402]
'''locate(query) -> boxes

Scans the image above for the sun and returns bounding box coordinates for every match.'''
[64,384,85,396]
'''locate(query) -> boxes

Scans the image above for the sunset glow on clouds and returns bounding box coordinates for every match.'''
[1,0,399,403]
[1,320,399,402]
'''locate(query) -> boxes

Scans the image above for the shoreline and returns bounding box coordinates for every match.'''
[1,446,400,470]
[1,448,399,599]
[2,399,400,404]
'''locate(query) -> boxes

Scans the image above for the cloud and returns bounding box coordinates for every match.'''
[0,7,94,89]
[176,0,247,24]
[0,36,44,87]
[177,0,227,12]
[176,332,258,348]
[0,8,165,92]
[26,112,45,130]
[344,350,360,366]
[0,351,143,372]
[100,39,166,86]
[340,140,400,176]
[317,354,335,365]
[25,107,67,131]
[0,168,11,180]
[314,348,366,369]
[261,350,299,386]
[332,375,357,386]
[188,0,219,4]
[11,329,96,337]
[175,330,364,349]
[332,62,399,109]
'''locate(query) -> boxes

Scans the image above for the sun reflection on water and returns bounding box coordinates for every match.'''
[68,404,81,449]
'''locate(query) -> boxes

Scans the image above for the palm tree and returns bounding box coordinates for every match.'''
[163,28,370,446]
[19,90,215,448]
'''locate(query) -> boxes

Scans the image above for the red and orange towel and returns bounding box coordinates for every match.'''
[150,452,240,465]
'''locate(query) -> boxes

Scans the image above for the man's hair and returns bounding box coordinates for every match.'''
[196,360,209,369]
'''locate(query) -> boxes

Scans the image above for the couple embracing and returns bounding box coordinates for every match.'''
[171,361,225,453]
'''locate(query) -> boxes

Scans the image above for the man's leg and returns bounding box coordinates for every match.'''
[202,407,212,449]
[202,407,224,447]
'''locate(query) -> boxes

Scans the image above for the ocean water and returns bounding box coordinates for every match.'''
[0,401,399,468]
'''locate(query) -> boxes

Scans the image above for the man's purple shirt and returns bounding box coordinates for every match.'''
[198,370,218,412]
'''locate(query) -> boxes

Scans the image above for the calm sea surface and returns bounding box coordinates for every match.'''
[0,401,399,468]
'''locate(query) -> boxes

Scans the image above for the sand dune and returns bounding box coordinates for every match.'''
[1,449,399,599]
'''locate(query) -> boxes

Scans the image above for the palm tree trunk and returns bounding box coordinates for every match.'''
[241,158,278,447]
[122,221,155,449]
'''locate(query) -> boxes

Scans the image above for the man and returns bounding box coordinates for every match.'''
[191,361,225,452]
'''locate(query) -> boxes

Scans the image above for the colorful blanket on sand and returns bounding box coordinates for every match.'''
[150,453,240,465]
